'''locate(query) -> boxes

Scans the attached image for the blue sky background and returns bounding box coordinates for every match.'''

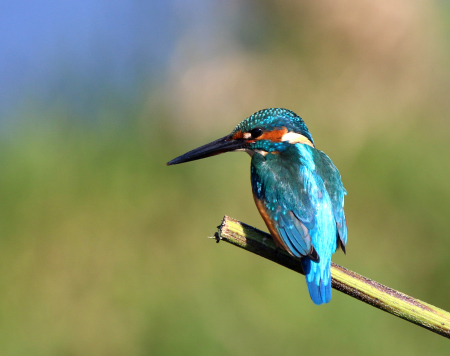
[0,0,220,118]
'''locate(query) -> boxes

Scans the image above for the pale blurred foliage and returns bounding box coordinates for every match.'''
[166,0,443,149]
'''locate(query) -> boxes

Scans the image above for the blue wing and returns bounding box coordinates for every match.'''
[315,150,347,250]
[251,153,318,260]
[251,144,346,304]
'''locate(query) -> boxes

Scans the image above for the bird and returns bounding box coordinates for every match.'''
[167,108,347,305]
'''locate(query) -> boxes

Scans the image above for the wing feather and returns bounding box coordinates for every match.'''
[251,144,346,305]
[315,150,347,248]
[251,152,318,260]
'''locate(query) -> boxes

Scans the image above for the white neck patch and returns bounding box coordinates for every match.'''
[281,132,314,147]
[234,148,268,157]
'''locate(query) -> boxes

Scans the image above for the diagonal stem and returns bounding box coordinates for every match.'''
[215,215,450,339]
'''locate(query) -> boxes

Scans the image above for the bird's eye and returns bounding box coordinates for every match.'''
[250,128,263,139]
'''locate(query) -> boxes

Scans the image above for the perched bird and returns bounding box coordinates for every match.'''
[167,108,347,305]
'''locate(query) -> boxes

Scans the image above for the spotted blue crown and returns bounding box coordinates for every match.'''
[232,108,315,146]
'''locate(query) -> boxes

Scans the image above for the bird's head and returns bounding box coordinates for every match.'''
[167,108,314,165]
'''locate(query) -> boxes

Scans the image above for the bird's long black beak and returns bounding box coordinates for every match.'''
[167,135,246,166]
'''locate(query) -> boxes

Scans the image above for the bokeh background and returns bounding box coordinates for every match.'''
[1,1,450,354]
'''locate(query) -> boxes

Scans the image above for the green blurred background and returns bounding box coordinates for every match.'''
[2,1,450,354]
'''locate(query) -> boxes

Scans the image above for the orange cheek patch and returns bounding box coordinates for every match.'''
[232,131,244,139]
[256,127,288,142]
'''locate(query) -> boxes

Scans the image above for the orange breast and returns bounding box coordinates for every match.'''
[252,192,294,256]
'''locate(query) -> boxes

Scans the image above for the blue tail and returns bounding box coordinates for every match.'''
[302,257,332,305]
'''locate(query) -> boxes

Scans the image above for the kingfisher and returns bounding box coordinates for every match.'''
[167,108,347,305]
